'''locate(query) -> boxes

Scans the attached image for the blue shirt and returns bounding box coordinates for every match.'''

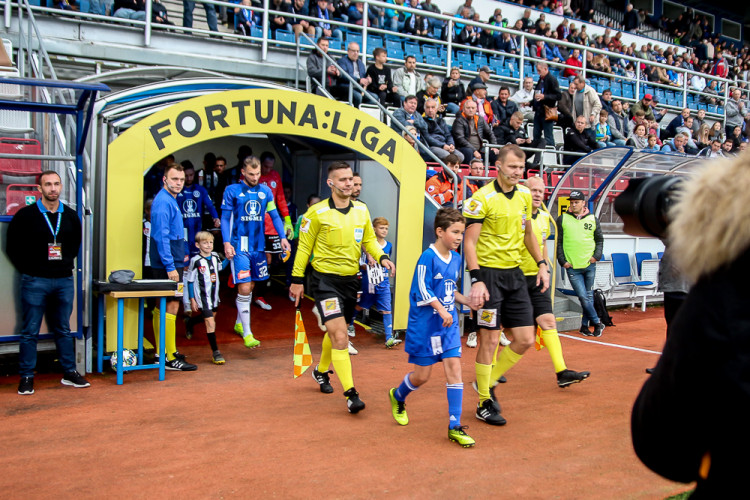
[220,181,285,253]
[176,183,219,255]
[150,188,186,272]
[405,245,463,358]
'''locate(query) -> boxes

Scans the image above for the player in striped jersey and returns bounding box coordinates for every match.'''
[221,156,291,350]
[388,208,475,447]
[185,231,228,364]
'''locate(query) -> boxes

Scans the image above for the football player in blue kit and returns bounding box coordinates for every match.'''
[221,156,291,349]
[176,161,220,257]
[388,207,476,447]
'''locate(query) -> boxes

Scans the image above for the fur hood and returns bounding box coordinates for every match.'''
[669,152,750,283]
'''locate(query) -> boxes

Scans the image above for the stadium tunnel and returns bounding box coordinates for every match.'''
[94,78,430,351]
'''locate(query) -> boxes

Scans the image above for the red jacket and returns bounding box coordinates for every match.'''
[563,57,582,78]
[260,169,289,236]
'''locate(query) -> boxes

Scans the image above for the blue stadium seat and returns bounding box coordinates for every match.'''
[367,35,384,50]
[634,252,653,276]
[422,45,439,58]
[717,105,724,115]
[346,32,363,48]
[698,102,708,111]
[327,39,342,51]
[611,253,653,287]
[385,39,402,54]
[250,26,263,38]
[707,104,718,114]
[462,62,478,72]
[404,41,420,58]
[390,48,405,61]
[425,55,442,67]
[456,50,472,65]
[275,30,295,44]
[473,53,488,66]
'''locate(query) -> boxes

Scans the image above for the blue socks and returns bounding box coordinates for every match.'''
[394,373,418,401]
[383,313,393,341]
[447,383,463,429]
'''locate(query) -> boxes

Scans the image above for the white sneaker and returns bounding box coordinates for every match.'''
[312,306,327,332]
[254,297,272,310]
[499,331,511,346]
[466,332,477,348]
[347,324,356,337]
[348,340,358,355]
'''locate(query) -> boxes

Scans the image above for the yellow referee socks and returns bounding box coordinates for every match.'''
[318,333,333,371]
[541,329,567,373]
[165,313,178,361]
[490,346,523,383]
[475,362,492,402]
[331,348,354,392]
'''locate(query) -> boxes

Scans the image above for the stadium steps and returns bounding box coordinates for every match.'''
[553,294,584,333]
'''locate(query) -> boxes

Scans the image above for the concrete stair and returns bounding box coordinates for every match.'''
[553,293,583,333]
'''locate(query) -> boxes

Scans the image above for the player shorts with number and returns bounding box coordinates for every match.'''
[231,251,269,284]
[476,266,534,330]
[265,234,282,254]
[310,270,359,324]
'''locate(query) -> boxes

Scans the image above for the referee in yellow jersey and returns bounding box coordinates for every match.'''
[463,144,549,426]
[290,161,396,414]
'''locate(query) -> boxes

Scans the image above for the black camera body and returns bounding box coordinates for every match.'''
[614,176,684,239]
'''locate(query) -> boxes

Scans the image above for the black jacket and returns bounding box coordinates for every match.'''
[532,72,562,115]
[563,127,597,164]
[423,115,455,147]
[496,123,527,145]
[490,99,519,129]
[441,79,465,106]
[6,202,82,278]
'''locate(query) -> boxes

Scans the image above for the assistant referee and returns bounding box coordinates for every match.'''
[290,161,396,414]
[463,144,549,426]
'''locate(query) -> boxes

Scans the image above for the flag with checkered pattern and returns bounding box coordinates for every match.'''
[293,309,313,378]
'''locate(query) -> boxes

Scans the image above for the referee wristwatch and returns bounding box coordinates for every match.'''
[537,259,548,267]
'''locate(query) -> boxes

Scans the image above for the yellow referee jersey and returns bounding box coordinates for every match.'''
[292,198,384,278]
[463,180,533,269]
[520,209,551,276]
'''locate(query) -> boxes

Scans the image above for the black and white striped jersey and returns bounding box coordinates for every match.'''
[186,252,225,310]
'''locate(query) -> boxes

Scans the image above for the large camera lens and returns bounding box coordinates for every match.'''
[614,176,683,238]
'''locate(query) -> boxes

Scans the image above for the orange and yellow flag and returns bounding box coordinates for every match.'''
[293,309,313,378]
[534,325,546,351]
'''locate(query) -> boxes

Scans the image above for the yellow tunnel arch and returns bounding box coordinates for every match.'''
[105,89,426,341]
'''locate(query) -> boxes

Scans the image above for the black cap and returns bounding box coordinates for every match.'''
[569,190,586,201]
[471,82,488,91]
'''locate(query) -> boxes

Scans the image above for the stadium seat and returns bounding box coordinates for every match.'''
[404,41,420,58]
[462,62,478,72]
[610,252,654,304]
[422,45,439,58]
[345,32,363,48]
[0,138,42,175]
[5,184,38,215]
[367,35,383,50]
[385,39,402,54]
[634,252,653,276]
[455,51,472,65]
[473,53,488,66]
[275,30,295,44]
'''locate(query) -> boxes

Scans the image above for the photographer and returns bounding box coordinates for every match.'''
[630,156,750,497]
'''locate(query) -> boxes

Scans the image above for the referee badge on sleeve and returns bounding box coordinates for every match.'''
[477,308,497,328]
[300,217,311,233]
[354,227,364,243]
[463,198,483,217]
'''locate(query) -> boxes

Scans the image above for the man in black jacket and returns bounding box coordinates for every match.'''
[6,170,89,395]
[490,86,518,134]
[452,99,499,164]
[497,111,545,169]
[563,116,597,165]
[532,62,562,147]
[422,98,464,163]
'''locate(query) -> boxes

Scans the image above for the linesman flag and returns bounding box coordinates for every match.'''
[534,325,546,351]
[294,309,313,378]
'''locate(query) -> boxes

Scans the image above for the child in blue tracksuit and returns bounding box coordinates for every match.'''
[387,208,475,447]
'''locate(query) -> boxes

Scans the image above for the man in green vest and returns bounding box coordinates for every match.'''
[556,190,605,337]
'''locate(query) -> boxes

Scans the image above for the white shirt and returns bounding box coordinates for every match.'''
[690,75,706,91]
[511,88,534,107]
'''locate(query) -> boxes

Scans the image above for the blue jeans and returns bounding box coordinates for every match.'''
[183,0,218,31]
[566,263,600,327]
[533,110,555,147]
[19,275,76,377]
[445,102,460,114]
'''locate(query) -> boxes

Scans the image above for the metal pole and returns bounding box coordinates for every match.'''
[144,0,152,46]
[519,34,525,82]
[261,0,269,61]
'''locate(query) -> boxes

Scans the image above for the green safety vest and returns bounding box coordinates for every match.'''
[561,212,597,269]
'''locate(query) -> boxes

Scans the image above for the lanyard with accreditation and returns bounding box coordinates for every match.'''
[38,200,63,261]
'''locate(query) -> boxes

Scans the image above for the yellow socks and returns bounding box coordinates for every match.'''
[331,348,354,391]
[318,333,332,372]
[165,313,177,361]
[475,362,492,402]
[541,329,567,373]
[490,346,523,383]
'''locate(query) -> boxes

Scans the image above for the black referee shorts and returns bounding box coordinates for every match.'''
[476,266,534,330]
[310,270,360,324]
[525,275,553,318]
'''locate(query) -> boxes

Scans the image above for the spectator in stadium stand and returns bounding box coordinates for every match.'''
[626,123,648,149]
[517,8,533,31]
[563,48,582,78]
[466,66,492,98]
[462,82,495,128]
[182,0,218,32]
[416,77,445,115]
[660,133,688,154]
[337,42,374,108]
[697,138,725,158]
[557,84,576,132]
[290,0,315,37]
[556,18,569,39]
[403,0,430,37]
[454,0,474,18]
[510,76,535,121]
[725,88,746,138]
[420,0,441,30]
[391,94,429,138]
[490,86,518,131]
[564,116,597,165]
[366,47,397,108]
[465,158,486,196]
[452,99,499,164]
[425,154,462,207]
[729,125,745,151]
[623,3,639,32]
[113,0,146,21]
[570,76,601,133]
[599,89,613,115]
[495,31,519,56]
[422,98,464,163]
[234,0,255,36]
[607,99,629,147]
[347,1,381,28]
[7,170,90,396]
[629,94,666,122]
[440,68,464,115]
[497,111,545,170]
[532,62,562,147]
[307,37,339,96]
[457,20,481,47]
[312,0,343,41]
[665,108,691,139]
[710,54,729,79]
[721,138,736,156]
[675,117,699,154]
[691,109,706,136]
[393,55,425,105]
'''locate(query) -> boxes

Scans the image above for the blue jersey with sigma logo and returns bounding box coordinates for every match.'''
[405,245,463,358]
[221,182,280,253]
[176,184,219,255]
